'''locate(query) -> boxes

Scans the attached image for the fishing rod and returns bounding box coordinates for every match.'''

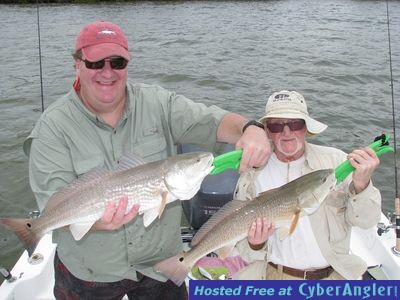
[10,0,46,276]
[36,0,44,113]
[1,0,45,283]
[385,0,400,256]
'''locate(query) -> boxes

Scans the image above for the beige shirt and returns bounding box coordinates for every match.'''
[234,142,382,279]
[23,82,227,282]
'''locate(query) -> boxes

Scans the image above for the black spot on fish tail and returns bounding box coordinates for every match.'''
[154,254,189,286]
[0,217,41,256]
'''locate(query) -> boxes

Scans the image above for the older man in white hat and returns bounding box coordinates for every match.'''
[233,90,381,280]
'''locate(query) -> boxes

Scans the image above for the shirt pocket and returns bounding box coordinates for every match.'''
[324,192,349,244]
[132,133,167,162]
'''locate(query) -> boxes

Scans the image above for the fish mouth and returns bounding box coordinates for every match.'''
[206,155,215,174]
[166,152,215,199]
[192,153,214,181]
[209,165,215,173]
[199,152,215,175]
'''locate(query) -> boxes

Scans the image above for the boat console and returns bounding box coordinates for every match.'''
[178,143,239,234]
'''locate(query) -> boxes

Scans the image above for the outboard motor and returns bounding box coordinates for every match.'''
[178,144,239,230]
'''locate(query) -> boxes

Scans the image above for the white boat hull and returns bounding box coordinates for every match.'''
[1,213,399,299]
[0,234,56,300]
[350,212,400,280]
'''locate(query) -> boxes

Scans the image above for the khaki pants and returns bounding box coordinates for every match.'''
[233,260,346,280]
[232,260,268,280]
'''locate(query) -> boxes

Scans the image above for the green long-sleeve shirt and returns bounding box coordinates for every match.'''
[23,82,227,282]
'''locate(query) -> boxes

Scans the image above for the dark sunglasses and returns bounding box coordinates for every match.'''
[266,120,306,133]
[81,57,129,70]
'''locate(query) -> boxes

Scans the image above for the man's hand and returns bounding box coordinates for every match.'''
[216,113,272,173]
[93,195,140,231]
[236,126,271,173]
[348,147,380,193]
[247,217,274,250]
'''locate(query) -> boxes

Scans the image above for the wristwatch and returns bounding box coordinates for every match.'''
[242,120,265,133]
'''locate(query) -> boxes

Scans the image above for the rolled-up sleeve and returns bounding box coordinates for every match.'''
[167,91,228,150]
[346,181,381,228]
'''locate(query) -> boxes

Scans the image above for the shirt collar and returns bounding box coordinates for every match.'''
[303,141,318,170]
[70,86,131,129]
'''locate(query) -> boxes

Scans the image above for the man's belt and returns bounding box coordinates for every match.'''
[268,262,334,280]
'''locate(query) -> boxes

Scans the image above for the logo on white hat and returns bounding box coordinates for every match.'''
[273,93,290,102]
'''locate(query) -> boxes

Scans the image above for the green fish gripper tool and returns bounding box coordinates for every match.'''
[335,133,394,182]
[211,149,243,175]
[211,134,394,178]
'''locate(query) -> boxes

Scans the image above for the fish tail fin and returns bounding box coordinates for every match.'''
[0,218,41,256]
[154,254,190,286]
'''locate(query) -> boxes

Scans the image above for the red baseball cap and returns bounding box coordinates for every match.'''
[75,21,130,62]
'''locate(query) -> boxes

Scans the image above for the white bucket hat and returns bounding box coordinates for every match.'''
[259,90,327,135]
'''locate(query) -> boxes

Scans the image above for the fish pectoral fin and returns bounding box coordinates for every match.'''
[143,208,159,227]
[278,209,301,240]
[214,244,235,259]
[158,191,168,218]
[69,221,96,240]
[288,208,301,235]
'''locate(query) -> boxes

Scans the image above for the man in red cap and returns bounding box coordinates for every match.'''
[23,21,272,299]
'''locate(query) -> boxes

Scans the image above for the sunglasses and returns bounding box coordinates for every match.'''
[266,120,306,133]
[81,57,129,70]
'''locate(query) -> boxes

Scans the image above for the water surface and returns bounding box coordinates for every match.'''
[0,0,399,281]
